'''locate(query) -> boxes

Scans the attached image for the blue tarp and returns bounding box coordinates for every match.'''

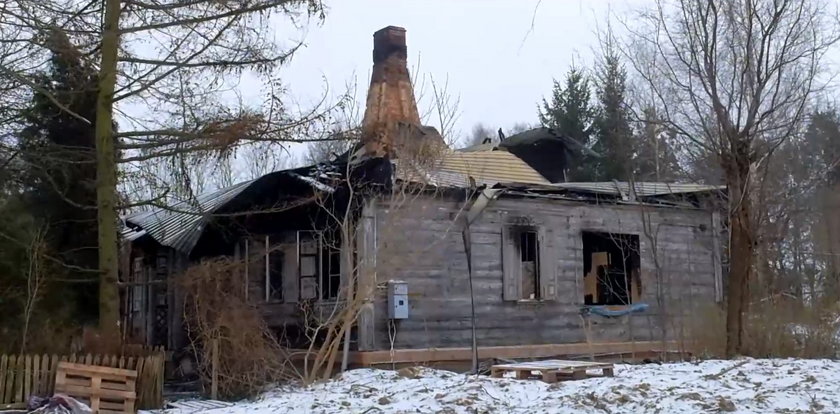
[581,303,650,318]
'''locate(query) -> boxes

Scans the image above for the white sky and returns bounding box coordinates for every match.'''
[272,0,646,144]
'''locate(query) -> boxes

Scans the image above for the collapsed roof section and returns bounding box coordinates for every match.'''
[459,127,598,183]
[123,154,723,255]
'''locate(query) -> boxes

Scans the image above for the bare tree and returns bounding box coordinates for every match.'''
[465,122,496,147]
[0,0,338,336]
[625,0,840,356]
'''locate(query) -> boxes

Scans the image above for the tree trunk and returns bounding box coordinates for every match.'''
[95,0,122,335]
[725,156,753,357]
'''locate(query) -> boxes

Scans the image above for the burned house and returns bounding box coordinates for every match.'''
[122,26,724,364]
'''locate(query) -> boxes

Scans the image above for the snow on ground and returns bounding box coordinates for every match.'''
[163,359,840,413]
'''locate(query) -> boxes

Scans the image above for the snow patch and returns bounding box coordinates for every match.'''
[287,173,334,193]
[155,359,840,413]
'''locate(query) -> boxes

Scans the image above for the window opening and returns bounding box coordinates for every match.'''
[582,232,640,305]
[266,235,284,302]
[516,228,540,300]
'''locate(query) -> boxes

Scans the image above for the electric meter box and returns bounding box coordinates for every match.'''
[387,281,409,319]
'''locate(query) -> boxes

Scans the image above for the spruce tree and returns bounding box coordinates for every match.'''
[18,30,100,321]
[592,51,633,181]
[539,68,596,180]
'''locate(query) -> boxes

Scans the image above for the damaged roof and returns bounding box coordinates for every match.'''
[122,180,254,252]
[458,127,595,156]
[122,166,335,253]
[458,127,598,183]
[396,150,551,187]
[123,153,722,254]
[548,182,724,198]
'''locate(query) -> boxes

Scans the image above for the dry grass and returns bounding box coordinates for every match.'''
[180,258,299,400]
[686,299,840,359]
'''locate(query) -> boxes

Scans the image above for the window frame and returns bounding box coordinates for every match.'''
[581,231,641,306]
[264,235,284,303]
[502,221,556,302]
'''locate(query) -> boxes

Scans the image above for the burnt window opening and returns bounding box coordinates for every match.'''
[297,230,343,302]
[515,228,540,300]
[267,245,284,302]
[298,231,320,301]
[582,232,641,306]
[321,235,342,301]
[239,236,285,303]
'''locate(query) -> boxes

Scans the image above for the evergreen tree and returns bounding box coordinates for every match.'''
[539,68,596,181]
[592,51,633,181]
[635,107,683,182]
[17,30,99,321]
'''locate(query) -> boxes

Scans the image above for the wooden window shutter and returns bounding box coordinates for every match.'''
[502,226,518,301]
[539,227,557,300]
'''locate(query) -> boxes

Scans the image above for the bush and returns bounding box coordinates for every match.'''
[180,258,299,400]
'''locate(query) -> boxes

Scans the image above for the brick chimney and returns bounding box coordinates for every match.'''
[361,26,422,157]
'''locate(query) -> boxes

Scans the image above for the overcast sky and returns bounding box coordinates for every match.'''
[271,0,646,144]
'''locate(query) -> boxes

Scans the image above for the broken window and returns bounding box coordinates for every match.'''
[298,231,320,301]
[502,225,556,301]
[518,230,540,300]
[239,236,285,303]
[266,242,284,302]
[582,232,640,305]
[297,230,343,301]
[321,232,342,301]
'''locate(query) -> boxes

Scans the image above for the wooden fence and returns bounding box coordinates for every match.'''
[0,350,164,410]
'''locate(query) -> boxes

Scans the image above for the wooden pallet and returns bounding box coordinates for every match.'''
[55,362,137,414]
[490,360,615,383]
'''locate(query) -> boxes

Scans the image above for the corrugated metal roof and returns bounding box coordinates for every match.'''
[546,182,724,197]
[123,179,254,253]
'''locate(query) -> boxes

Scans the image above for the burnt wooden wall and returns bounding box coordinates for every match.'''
[357,194,721,351]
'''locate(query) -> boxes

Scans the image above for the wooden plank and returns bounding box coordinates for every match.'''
[59,363,138,378]
[350,341,677,365]
[59,377,94,388]
[0,402,27,410]
[0,354,7,404]
[492,360,613,370]
[14,354,23,403]
[24,355,31,401]
[33,354,41,396]
[90,377,102,412]
[100,400,132,411]
[3,355,12,404]
[49,354,59,395]
[542,371,558,383]
[55,384,135,400]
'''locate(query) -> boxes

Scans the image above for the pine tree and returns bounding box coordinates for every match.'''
[17,29,100,321]
[592,51,633,181]
[539,68,596,181]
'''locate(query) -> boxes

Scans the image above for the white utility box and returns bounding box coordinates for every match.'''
[387,281,409,319]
